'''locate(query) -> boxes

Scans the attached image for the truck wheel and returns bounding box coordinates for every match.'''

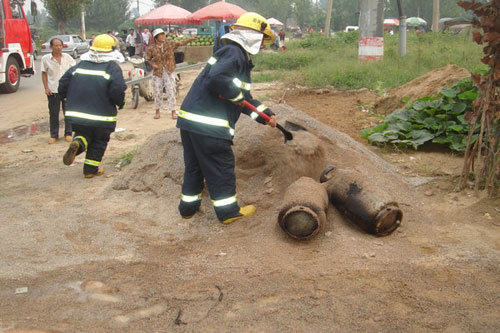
[0,57,20,93]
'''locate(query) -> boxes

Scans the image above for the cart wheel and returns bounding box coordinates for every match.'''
[132,86,139,109]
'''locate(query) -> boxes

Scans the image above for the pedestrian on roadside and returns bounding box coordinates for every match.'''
[89,34,96,47]
[41,37,76,144]
[176,12,277,224]
[135,26,144,56]
[146,28,197,119]
[126,28,136,57]
[107,30,119,47]
[115,32,127,57]
[59,34,127,179]
[279,28,285,41]
[142,28,152,53]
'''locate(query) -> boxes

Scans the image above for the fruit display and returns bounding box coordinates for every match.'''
[166,34,214,46]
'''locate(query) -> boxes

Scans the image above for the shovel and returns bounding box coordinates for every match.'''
[242,100,293,143]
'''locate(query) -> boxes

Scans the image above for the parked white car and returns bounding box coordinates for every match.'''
[41,35,89,59]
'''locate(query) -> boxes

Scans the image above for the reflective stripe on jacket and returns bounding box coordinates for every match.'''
[177,42,273,142]
[58,60,127,129]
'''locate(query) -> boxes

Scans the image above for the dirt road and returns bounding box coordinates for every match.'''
[1,67,499,332]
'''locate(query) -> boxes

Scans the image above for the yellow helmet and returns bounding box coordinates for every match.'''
[90,34,115,52]
[232,12,275,42]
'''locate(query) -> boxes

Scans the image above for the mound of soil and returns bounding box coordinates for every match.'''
[374,64,471,114]
[284,88,380,142]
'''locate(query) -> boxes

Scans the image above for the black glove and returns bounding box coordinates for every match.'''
[255,107,275,125]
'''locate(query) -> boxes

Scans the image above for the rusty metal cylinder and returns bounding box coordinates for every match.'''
[321,166,403,236]
[278,177,329,240]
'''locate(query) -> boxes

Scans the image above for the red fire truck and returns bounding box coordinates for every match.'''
[0,0,36,93]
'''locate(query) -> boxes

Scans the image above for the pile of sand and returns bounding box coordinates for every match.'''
[375,64,471,114]
[112,104,411,221]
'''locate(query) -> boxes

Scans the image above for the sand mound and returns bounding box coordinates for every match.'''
[112,104,411,221]
[375,64,470,114]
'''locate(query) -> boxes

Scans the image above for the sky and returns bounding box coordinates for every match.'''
[24,0,156,16]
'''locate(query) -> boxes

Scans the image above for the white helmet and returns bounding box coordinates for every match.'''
[152,28,165,38]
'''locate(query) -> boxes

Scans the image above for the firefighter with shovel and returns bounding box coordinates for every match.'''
[177,12,278,224]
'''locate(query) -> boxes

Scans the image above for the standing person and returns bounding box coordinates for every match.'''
[59,34,126,179]
[115,32,127,57]
[279,28,285,42]
[176,12,277,224]
[126,28,136,57]
[142,28,152,53]
[135,26,144,56]
[107,30,119,47]
[89,34,96,47]
[146,28,197,119]
[41,37,76,144]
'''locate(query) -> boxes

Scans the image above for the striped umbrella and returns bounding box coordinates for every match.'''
[407,17,427,26]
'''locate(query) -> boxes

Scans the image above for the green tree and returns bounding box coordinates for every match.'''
[44,0,91,34]
[329,0,360,30]
[153,0,208,12]
[384,0,484,25]
[254,0,292,27]
[83,0,130,32]
[293,0,314,28]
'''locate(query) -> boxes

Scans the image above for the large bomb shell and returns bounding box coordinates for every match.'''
[278,177,329,240]
[322,167,403,236]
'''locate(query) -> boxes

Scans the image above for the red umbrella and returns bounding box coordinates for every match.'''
[187,1,246,24]
[134,3,192,25]
[384,18,400,26]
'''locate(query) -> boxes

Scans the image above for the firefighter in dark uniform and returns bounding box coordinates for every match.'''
[59,34,127,178]
[177,12,277,224]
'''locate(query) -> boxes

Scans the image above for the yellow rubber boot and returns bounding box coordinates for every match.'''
[84,168,104,179]
[222,205,256,224]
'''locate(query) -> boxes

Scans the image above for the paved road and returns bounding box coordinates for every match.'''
[0,59,48,132]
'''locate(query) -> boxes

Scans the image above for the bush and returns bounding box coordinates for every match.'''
[361,77,480,151]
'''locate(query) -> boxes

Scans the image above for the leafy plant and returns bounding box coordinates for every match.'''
[361,78,479,151]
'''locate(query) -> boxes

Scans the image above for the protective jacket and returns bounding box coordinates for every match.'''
[58,60,126,130]
[177,42,274,142]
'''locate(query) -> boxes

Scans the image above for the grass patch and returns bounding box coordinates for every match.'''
[114,148,137,168]
[252,71,283,83]
[253,32,483,90]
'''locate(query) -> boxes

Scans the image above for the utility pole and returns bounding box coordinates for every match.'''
[137,0,140,15]
[324,0,333,36]
[396,0,406,56]
[81,5,86,40]
[358,0,384,61]
[432,0,440,32]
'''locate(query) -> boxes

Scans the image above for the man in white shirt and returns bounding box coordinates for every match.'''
[41,37,76,144]
[142,28,151,53]
[126,28,136,57]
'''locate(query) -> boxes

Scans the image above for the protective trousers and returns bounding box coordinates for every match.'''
[72,124,113,175]
[178,130,240,221]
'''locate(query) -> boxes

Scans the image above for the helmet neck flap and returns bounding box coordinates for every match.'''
[221,29,264,55]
